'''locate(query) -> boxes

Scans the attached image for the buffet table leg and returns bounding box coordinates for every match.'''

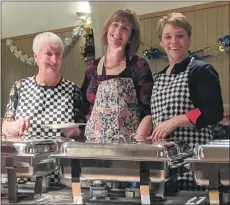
[209,190,220,205]
[140,162,151,205]
[208,164,221,205]
[155,181,165,199]
[71,159,83,204]
[7,167,18,203]
[34,176,43,196]
[72,182,83,204]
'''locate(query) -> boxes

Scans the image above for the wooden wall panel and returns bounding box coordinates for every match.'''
[139,2,230,105]
[138,19,145,57]
[222,4,230,105]
[155,16,168,73]
[185,11,195,51]
[144,18,152,69]
[206,7,217,72]
[150,18,158,75]
[216,6,223,97]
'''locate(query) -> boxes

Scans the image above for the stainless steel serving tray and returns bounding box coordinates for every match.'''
[1,139,58,178]
[186,140,229,186]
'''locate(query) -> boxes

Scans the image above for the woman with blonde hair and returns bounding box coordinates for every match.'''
[148,12,223,190]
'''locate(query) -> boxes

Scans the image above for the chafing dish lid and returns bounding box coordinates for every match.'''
[188,140,229,162]
[52,141,179,161]
[208,139,229,145]
[1,139,57,154]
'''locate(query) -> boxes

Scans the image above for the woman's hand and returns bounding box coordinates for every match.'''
[147,114,194,142]
[135,115,152,138]
[62,127,80,138]
[11,118,30,136]
[147,118,177,142]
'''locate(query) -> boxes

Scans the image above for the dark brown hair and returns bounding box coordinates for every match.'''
[101,9,140,56]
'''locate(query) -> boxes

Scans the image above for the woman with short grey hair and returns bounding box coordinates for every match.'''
[2,32,85,184]
[2,32,84,140]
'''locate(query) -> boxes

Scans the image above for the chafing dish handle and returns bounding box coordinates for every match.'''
[170,161,189,169]
[36,158,56,164]
[169,151,193,170]
[178,151,194,159]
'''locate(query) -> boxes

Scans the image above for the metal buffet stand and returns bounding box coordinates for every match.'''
[186,140,229,205]
[1,139,57,203]
[51,140,192,204]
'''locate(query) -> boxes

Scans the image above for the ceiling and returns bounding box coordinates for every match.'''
[1,2,90,38]
[1,1,209,39]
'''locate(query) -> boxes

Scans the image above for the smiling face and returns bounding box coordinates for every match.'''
[34,45,62,75]
[107,19,132,50]
[160,23,191,63]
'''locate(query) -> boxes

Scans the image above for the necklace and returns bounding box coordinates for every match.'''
[103,55,124,69]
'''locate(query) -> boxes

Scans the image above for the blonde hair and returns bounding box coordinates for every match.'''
[33,32,64,54]
[101,9,140,56]
[157,12,192,39]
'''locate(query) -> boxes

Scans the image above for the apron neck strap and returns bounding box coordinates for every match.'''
[185,57,195,72]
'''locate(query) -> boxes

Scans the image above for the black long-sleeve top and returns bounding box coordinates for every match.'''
[158,57,224,129]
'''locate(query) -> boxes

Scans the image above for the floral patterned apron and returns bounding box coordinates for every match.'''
[85,55,140,143]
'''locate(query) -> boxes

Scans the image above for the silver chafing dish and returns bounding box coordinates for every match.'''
[1,139,58,203]
[1,139,57,177]
[51,140,192,204]
[186,140,229,205]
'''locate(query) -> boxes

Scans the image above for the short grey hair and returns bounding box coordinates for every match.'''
[32,32,64,54]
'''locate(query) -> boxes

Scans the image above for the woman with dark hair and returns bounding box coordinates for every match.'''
[81,9,153,143]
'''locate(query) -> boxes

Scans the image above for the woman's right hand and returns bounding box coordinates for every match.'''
[62,127,80,138]
[11,118,30,136]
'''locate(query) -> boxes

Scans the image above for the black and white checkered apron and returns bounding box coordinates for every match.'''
[151,58,212,191]
[15,76,80,184]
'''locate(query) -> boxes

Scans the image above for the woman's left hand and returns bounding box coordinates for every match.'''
[134,115,152,140]
[62,127,80,138]
[147,119,177,142]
